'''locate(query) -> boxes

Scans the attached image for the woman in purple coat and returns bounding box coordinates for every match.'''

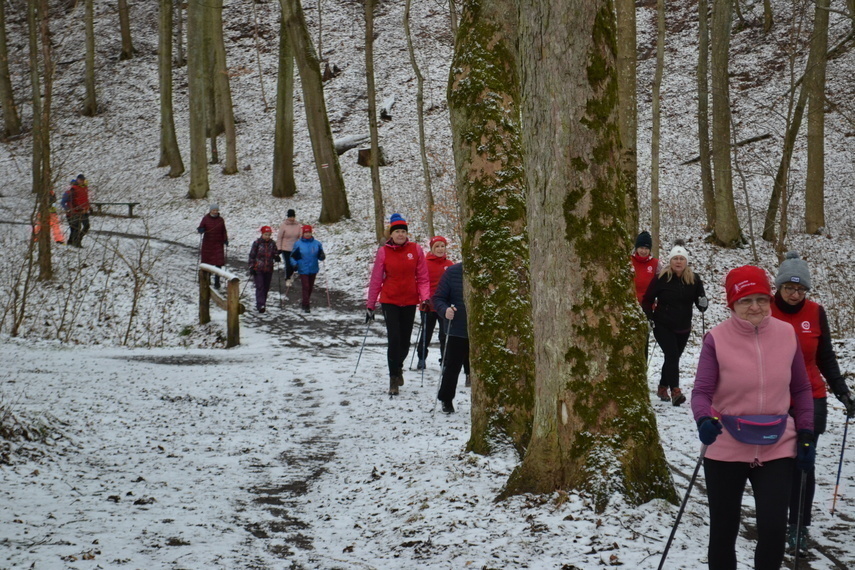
[197,204,229,288]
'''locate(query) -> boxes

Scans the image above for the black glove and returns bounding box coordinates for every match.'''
[837,391,855,418]
[697,416,722,445]
[318,248,326,261]
[796,430,816,473]
[697,296,709,312]
[365,309,375,324]
[224,239,229,246]
[197,227,205,234]
[248,269,256,277]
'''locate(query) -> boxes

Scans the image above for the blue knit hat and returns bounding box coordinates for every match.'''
[389,213,408,232]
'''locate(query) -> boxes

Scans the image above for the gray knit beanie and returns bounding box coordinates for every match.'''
[775,251,811,290]
[209,203,219,212]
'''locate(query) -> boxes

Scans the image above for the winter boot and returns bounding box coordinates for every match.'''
[787,524,809,554]
[671,387,686,406]
[394,369,404,386]
[388,376,399,396]
[441,400,455,414]
[417,358,426,370]
[465,374,471,388]
[657,386,670,401]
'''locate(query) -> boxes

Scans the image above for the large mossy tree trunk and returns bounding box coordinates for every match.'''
[280,0,350,223]
[186,0,209,199]
[0,0,21,138]
[615,0,637,234]
[272,14,296,197]
[698,0,715,231]
[804,0,828,234]
[503,0,675,511]
[448,0,534,457]
[210,0,237,175]
[82,0,97,116]
[710,0,742,247]
[118,0,134,60]
[158,0,184,177]
[364,0,385,243]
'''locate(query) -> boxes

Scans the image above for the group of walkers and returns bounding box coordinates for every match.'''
[32,174,91,248]
[197,206,325,314]
[364,213,468,413]
[632,231,855,569]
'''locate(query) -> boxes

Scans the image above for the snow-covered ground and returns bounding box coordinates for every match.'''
[1,0,855,567]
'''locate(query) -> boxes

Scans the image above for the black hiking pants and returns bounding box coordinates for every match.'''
[416,310,446,362]
[437,336,469,403]
[653,325,689,389]
[381,303,417,377]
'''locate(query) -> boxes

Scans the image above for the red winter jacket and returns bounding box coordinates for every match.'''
[68,183,90,215]
[422,253,454,311]
[631,253,659,303]
[366,240,430,310]
[198,214,228,266]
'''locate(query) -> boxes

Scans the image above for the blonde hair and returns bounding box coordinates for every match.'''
[659,264,695,285]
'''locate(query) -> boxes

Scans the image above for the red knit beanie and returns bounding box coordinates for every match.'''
[725,265,772,308]
[301,224,313,234]
[429,236,447,248]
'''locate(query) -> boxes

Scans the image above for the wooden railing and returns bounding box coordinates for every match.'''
[198,263,244,348]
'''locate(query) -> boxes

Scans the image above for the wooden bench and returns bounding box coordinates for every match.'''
[91,201,140,218]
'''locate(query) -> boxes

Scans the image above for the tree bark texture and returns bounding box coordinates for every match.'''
[364,0,386,244]
[83,0,97,116]
[27,0,41,192]
[187,0,210,199]
[37,0,52,281]
[447,0,535,457]
[159,0,184,177]
[273,13,297,197]
[763,0,773,33]
[210,0,237,174]
[650,0,664,258]
[710,0,742,246]
[118,0,134,60]
[280,0,350,223]
[804,0,828,234]
[405,0,434,239]
[175,0,185,67]
[615,0,638,234]
[0,0,21,137]
[697,0,715,231]
[506,0,675,509]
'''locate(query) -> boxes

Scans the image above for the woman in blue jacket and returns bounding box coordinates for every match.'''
[290,225,326,313]
[432,263,468,414]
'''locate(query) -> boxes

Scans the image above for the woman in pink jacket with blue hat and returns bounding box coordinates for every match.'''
[691,265,814,570]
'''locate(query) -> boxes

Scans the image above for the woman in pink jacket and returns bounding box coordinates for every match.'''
[365,213,430,395]
[691,265,814,570]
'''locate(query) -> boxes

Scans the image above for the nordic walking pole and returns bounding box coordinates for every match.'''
[831,414,850,516]
[657,444,708,570]
[794,469,808,568]
[409,316,423,370]
[353,318,372,376]
[432,306,454,414]
[323,261,332,308]
[278,268,283,309]
[196,234,203,283]
[420,312,427,387]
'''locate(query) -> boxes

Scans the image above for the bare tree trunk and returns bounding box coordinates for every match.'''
[273,13,297,197]
[27,0,41,192]
[733,0,746,28]
[159,0,184,176]
[698,0,715,230]
[364,0,385,243]
[448,0,458,37]
[210,0,237,174]
[82,0,97,116]
[317,0,323,59]
[615,0,638,234]
[281,0,350,223]
[405,0,433,238]
[118,0,134,60]
[0,0,21,137]
[849,0,855,34]
[448,0,534,457]
[505,0,675,508]
[650,0,664,258]
[763,0,773,33]
[174,0,185,67]
[186,0,209,198]
[804,0,828,234]
[37,0,52,281]
[711,0,742,246]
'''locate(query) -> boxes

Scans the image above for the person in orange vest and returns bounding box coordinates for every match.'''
[33,189,65,244]
[771,252,855,554]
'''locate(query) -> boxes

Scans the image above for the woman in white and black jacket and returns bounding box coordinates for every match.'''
[642,240,707,406]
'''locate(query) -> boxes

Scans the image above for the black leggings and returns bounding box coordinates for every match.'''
[437,336,469,403]
[704,457,793,570]
[381,304,417,376]
[416,311,446,361]
[653,326,689,389]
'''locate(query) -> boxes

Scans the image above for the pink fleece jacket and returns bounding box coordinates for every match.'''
[366,240,430,310]
[691,313,813,464]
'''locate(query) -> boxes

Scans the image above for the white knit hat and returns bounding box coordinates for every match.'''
[667,242,689,263]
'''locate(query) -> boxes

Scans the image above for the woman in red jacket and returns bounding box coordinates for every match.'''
[416,236,454,371]
[771,252,855,554]
[365,214,430,395]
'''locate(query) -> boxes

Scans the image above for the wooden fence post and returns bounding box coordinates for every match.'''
[226,277,240,348]
[199,269,211,324]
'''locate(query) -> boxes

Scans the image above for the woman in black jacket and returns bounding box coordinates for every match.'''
[432,263,468,414]
[641,240,707,405]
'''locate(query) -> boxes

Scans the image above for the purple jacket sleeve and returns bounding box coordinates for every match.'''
[789,343,815,433]
[415,247,430,302]
[366,247,386,310]
[691,334,719,422]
